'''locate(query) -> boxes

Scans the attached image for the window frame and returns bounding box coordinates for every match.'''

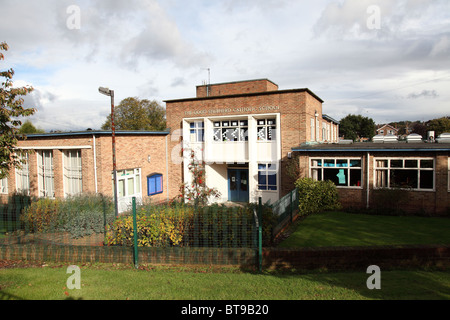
[310,157,363,189]
[256,118,276,142]
[63,149,83,197]
[373,157,435,191]
[213,119,248,142]
[189,121,205,143]
[114,168,142,198]
[147,173,163,196]
[15,152,30,195]
[37,150,55,198]
[257,163,278,191]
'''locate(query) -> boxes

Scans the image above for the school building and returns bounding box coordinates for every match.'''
[1,78,449,215]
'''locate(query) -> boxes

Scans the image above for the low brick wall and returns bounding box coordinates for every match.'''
[262,245,450,271]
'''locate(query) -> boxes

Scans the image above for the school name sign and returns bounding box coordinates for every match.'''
[184,105,280,117]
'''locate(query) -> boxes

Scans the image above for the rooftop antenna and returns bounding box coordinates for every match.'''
[202,68,211,96]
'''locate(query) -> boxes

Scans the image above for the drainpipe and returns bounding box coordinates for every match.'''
[93,134,98,193]
[165,135,169,201]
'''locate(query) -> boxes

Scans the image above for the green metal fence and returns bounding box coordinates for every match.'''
[0,194,264,269]
[271,188,299,237]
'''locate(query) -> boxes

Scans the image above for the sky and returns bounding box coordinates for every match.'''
[1,0,449,132]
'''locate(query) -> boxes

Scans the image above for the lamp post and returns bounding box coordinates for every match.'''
[99,87,119,218]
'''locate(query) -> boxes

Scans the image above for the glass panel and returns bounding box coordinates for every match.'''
[128,177,135,196]
[222,121,229,127]
[135,175,141,193]
[350,169,362,187]
[118,179,125,197]
[323,168,340,185]
[405,160,418,168]
[267,172,277,185]
[420,170,433,189]
[390,169,417,188]
[336,159,347,167]
[258,119,265,125]
[258,164,266,170]
[214,121,220,127]
[190,122,195,128]
[390,160,403,168]
[324,159,335,167]
[230,171,237,190]
[268,126,276,140]
[376,160,388,168]
[257,172,266,185]
[375,170,388,188]
[350,159,361,167]
[420,160,433,168]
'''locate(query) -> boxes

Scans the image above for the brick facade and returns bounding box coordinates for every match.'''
[165,79,338,201]
[295,147,450,215]
[0,131,170,209]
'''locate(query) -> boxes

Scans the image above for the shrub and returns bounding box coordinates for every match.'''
[105,202,277,247]
[294,177,341,216]
[20,194,115,238]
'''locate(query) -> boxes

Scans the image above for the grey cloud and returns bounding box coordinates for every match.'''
[407,90,439,99]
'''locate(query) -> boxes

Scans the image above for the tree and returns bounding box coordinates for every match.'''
[426,117,450,137]
[339,114,376,141]
[18,120,45,134]
[178,150,221,206]
[0,42,36,178]
[101,97,166,131]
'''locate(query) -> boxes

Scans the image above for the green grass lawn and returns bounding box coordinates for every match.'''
[279,211,450,248]
[0,263,449,300]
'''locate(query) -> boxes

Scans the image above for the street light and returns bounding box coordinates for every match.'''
[98,87,119,218]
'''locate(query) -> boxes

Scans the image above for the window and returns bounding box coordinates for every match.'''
[0,177,7,194]
[189,121,204,142]
[37,150,54,198]
[374,158,434,190]
[114,168,141,198]
[63,150,82,197]
[15,153,30,195]
[213,119,248,142]
[257,119,276,141]
[311,158,362,188]
[257,163,277,191]
[148,173,163,196]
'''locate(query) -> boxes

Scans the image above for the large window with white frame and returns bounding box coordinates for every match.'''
[257,163,277,191]
[374,157,434,190]
[114,168,141,199]
[256,118,276,141]
[15,153,30,195]
[310,158,363,188]
[63,150,82,197]
[37,150,55,198]
[189,121,204,142]
[213,119,248,142]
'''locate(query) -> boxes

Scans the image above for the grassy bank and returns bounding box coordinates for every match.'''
[0,263,449,300]
[279,212,450,248]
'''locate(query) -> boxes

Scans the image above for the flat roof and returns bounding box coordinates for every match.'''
[292,141,450,152]
[25,130,170,138]
[164,87,324,104]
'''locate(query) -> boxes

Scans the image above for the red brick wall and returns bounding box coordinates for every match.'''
[1,133,169,204]
[297,151,450,215]
[166,88,324,199]
[196,79,278,98]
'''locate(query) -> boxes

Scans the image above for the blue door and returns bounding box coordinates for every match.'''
[228,169,249,202]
